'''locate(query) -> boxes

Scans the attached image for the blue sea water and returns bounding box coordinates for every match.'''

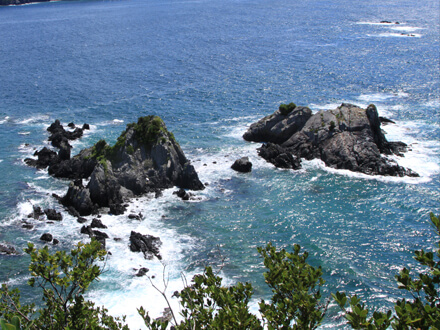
[0,0,439,327]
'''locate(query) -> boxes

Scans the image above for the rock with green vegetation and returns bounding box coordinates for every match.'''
[60,116,204,216]
[245,103,418,177]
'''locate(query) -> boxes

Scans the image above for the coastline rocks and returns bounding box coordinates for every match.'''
[257,143,301,170]
[0,244,17,255]
[136,267,150,277]
[244,103,418,177]
[129,231,162,260]
[231,157,253,173]
[25,147,58,169]
[40,233,53,242]
[243,106,312,144]
[44,208,63,221]
[58,116,204,216]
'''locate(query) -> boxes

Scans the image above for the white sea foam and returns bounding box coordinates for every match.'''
[369,32,422,38]
[357,92,408,103]
[390,26,422,32]
[16,114,50,125]
[0,116,10,124]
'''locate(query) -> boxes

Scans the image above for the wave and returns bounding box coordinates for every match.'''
[368,32,422,38]
[0,116,11,124]
[16,114,50,125]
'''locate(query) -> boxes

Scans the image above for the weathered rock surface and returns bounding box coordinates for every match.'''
[44,208,63,221]
[243,106,312,144]
[27,116,204,216]
[257,143,301,169]
[129,231,162,260]
[231,157,253,173]
[244,103,418,177]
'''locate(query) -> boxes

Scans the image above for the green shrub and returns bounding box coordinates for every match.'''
[0,240,128,330]
[279,103,296,116]
[329,121,336,131]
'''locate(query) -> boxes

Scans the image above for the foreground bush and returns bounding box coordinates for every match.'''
[1,213,439,329]
[0,240,128,330]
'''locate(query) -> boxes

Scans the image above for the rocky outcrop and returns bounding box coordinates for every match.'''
[231,157,253,173]
[47,116,204,216]
[129,231,162,260]
[244,103,418,177]
[257,143,301,169]
[243,106,312,144]
[44,208,63,221]
[0,244,17,255]
[25,120,91,173]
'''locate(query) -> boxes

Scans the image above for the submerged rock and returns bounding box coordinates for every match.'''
[244,103,418,177]
[0,244,17,255]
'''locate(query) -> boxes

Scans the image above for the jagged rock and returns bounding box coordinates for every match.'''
[135,267,149,277]
[77,217,88,224]
[28,205,44,219]
[129,231,162,260]
[82,123,90,130]
[40,233,53,242]
[25,147,58,169]
[44,208,63,221]
[61,180,95,216]
[174,188,191,200]
[128,213,141,220]
[379,116,396,125]
[68,122,75,128]
[258,143,301,169]
[58,140,72,161]
[231,157,253,173]
[0,244,17,255]
[91,218,107,229]
[245,103,418,177]
[53,238,59,245]
[59,116,204,216]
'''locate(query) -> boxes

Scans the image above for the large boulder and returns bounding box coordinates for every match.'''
[258,143,301,170]
[129,231,162,260]
[231,157,253,173]
[245,103,418,177]
[243,105,312,144]
[61,180,96,216]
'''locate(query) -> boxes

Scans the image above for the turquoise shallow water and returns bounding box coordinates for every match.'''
[0,0,439,327]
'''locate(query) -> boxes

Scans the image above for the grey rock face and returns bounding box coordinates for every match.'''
[59,116,204,216]
[245,103,418,177]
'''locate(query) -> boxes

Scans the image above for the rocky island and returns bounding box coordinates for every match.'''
[26,116,204,217]
[244,102,418,177]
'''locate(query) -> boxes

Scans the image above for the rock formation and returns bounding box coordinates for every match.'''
[244,103,418,177]
[26,116,204,216]
[231,157,253,173]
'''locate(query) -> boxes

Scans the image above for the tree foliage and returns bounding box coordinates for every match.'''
[0,239,127,330]
[141,242,328,329]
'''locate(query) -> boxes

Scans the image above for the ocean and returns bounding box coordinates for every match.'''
[0,0,439,328]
